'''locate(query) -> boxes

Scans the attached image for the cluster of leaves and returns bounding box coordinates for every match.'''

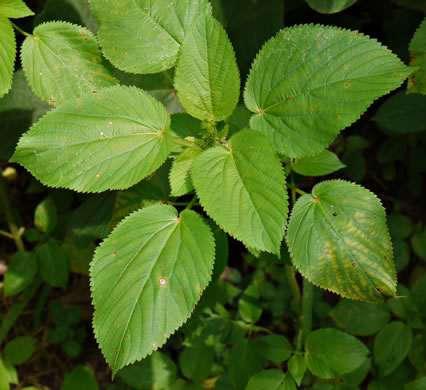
[0,0,425,389]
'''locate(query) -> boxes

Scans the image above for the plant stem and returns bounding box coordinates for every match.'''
[10,21,31,37]
[172,137,195,148]
[0,175,25,251]
[301,278,313,345]
[287,183,307,197]
[285,265,301,313]
[185,195,199,210]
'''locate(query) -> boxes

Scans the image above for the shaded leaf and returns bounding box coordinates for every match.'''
[330,300,391,336]
[373,91,426,133]
[292,150,345,176]
[35,240,69,287]
[91,205,215,374]
[174,12,240,122]
[246,370,296,390]
[90,0,210,74]
[4,336,36,365]
[12,86,172,193]
[374,321,413,376]
[305,0,357,14]
[288,354,306,386]
[170,146,203,196]
[256,335,293,364]
[305,328,369,379]
[244,24,412,157]
[408,18,426,94]
[34,198,57,233]
[4,251,38,296]
[286,180,396,302]
[179,345,214,381]
[117,352,177,390]
[238,283,262,324]
[61,366,98,390]
[192,129,288,255]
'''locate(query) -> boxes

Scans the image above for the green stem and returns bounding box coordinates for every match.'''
[185,195,198,211]
[297,278,314,351]
[172,137,195,148]
[0,229,14,239]
[285,265,302,313]
[10,21,31,37]
[0,175,25,251]
[302,278,313,343]
[288,184,307,197]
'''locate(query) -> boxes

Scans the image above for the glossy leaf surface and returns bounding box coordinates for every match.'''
[12,86,172,193]
[244,24,412,157]
[91,205,215,374]
[305,328,369,379]
[286,180,396,302]
[0,16,15,98]
[90,0,210,74]
[192,129,288,255]
[174,12,240,122]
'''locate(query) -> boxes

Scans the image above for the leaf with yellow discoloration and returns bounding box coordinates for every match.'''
[286,180,396,303]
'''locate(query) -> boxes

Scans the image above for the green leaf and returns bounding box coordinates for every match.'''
[0,16,15,99]
[374,321,413,376]
[170,147,203,197]
[34,198,57,233]
[179,345,214,381]
[0,357,10,390]
[170,114,203,140]
[244,24,412,158]
[35,240,69,287]
[330,300,391,336]
[229,338,264,389]
[209,221,228,283]
[387,214,413,239]
[4,251,38,296]
[286,180,396,302]
[117,352,177,389]
[305,328,369,379]
[11,86,172,193]
[412,229,426,260]
[192,129,288,255]
[4,336,36,365]
[405,377,426,390]
[238,283,262,324]
[305,0,357,14]
[0,0,33,18]
[292,150,346,177]
[343,357,371,387]
[256,335,293,364]
[91,205,215,374]
[174,12,240,122]
[408,18,426,94]
[21,22,117,106]
[0,70,50,121]
[117,70,183,115]
[212,0,284,77]
[373,91,426,133]
[66,193,116,247]
[90,0,210,74]
[288,354,306,386]
[61,366,98,390]
[393,239,410,272]
[111,162,171,228]
[246,370,297,390]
